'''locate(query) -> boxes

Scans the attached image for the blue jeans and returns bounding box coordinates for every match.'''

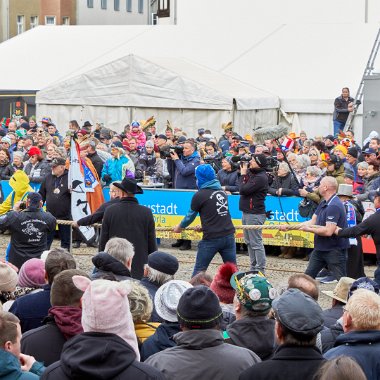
[47,224,71,250]
[305,249,347,280]
[242,213,267,273]
[333,120,345,137]
[192,233,236,277]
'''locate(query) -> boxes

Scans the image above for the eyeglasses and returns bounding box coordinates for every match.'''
[309,153,318,157]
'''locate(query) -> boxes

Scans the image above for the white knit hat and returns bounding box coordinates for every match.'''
[0,262,18,292]
[73,276,140,361]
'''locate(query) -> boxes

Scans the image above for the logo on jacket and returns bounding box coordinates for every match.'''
[22,223,43,239]
[215,193,228,216]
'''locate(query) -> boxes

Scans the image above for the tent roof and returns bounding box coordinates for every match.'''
[0,23,379,112]
[36,54,279,110]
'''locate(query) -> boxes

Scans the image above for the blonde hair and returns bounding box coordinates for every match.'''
[346,289,380,330]
[128,282,153,323]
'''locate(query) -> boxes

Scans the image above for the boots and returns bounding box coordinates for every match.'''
[179,240,191,251]
[171,239,184,248]
[283,247,297,259]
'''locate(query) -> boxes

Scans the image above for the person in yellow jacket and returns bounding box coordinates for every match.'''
[0,170,33,215]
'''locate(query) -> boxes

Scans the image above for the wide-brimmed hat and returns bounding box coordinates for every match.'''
[321,277,355,303]
[113,177,143,195]
[337,184,354,198]
[155,280,193,322]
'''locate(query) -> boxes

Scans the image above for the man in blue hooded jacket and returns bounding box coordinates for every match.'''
[174,164,236,276]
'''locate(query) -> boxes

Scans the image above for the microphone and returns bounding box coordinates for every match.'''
[253,124,290,144]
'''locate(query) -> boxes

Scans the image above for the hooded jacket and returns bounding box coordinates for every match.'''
[91,252,132,281]
[0,170,33,215]
[0,349,45,380]
[41,332,165,380]
[173,151,200,189]
[217,168,240,193]
[145,329,260,380]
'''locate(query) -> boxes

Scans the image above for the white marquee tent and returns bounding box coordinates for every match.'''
[0,22,379,140]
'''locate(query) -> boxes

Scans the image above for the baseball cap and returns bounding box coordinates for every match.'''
[51,157,66,167]
[363,148,376,155]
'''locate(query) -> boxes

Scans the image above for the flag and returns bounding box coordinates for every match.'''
[281,136,294,151]
[68,137,96,241]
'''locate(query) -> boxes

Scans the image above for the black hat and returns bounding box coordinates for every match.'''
[51,157,66,167]
[83,121,93,128]
[324,135,335,141]
[176,286,223,329]
[156,134,167,141]
[344,171,355,180]
[198,128,205,135]
[20,122,30,130]
[253,153,267,168]
[113,177,143,195]
[363,148,377,155]
[347,147,358,158]
[272,288,323,337]
[27,192,42,208]
[111,141,123,149]
[148,251,179,275]
[177,136,187,144]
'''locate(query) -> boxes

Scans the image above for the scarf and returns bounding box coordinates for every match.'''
[49,306,83,340]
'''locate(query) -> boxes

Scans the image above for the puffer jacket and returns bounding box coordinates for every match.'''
[101,155,133,185]
[217,168,240,192]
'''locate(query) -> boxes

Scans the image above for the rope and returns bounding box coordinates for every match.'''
[57,220,319,231]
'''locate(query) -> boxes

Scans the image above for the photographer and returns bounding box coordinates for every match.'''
[239,154,269,273]
[203,142,222,173]
[170,140,200,251]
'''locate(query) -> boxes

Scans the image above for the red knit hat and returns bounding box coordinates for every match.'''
[28,146,42,156]
[210,262,238,304]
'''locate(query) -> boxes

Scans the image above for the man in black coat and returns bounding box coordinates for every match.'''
[39,157,71,249]
[99,177,157,279]
[86,139,104,179]
[335,189,380,285]
[240,289,325,380]
[0,192,56,269]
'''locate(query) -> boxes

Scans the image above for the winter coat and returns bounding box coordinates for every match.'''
[268,172,300,196]
[356,172,380,201]
[239,345,325,380]
[10,285,52,333]
[135,323,161,343]
[0,350,45,380]
[87,151,104,180]
[0,163,14,180]
[99,196,157,279]
[0,208,56,269]
[91,252,133,281]
[239,168,269,214]
[101,155,132,185]
[21,318,68,366]
[77,198,121,226]
[141,323,181,361]
[173,151,200,189]
[326,165,345,185]
[217,168,240,192]
[41,332,165,380]
[324,330,380,379]
[126,130,147,148]
[320,321,344,353]
[224,315,275,360]
[322,304,344,329]
[39,170,71,219]
[24,160,51,183]
[145,329,261,380]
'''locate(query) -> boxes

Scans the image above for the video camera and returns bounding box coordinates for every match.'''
[160,145,184,159]
[230,153,279,172]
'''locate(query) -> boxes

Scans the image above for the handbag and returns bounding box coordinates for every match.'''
[298,197,317,218]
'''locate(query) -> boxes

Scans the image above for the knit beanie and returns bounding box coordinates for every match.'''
[73,276,140,361]
[334,144,348,156]
[18,258,46,288]
[195,164,216,188]
[0,263,18,292]
[28,146,42,156]
[210,262,238,304]
[177,285,223,329]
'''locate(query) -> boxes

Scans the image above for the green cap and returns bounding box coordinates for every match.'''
[230,272,277,312]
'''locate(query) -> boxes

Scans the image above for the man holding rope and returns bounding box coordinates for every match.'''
[284,176,349,281]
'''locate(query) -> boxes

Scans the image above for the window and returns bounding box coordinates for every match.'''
[114,0,120,11]
[127,0,132,12]
[17,15,24,34]
[45,16,56,25]
[151,12,157,25]
[62,17,70,25]
[157,0,170,17]
[87,0,94,7]
[30,16,38,28]
[138,0,143,13]
[101,0,107,9]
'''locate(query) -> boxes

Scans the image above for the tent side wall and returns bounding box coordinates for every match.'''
[37,104,278,136]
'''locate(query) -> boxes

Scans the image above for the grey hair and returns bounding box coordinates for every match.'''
[306,165,322,177]
[303,139,313,147]
[278,162,291,173]
[357,161,369,169]
[105,237,135,265]
[144,265,174,285]
[296,154,311,169]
